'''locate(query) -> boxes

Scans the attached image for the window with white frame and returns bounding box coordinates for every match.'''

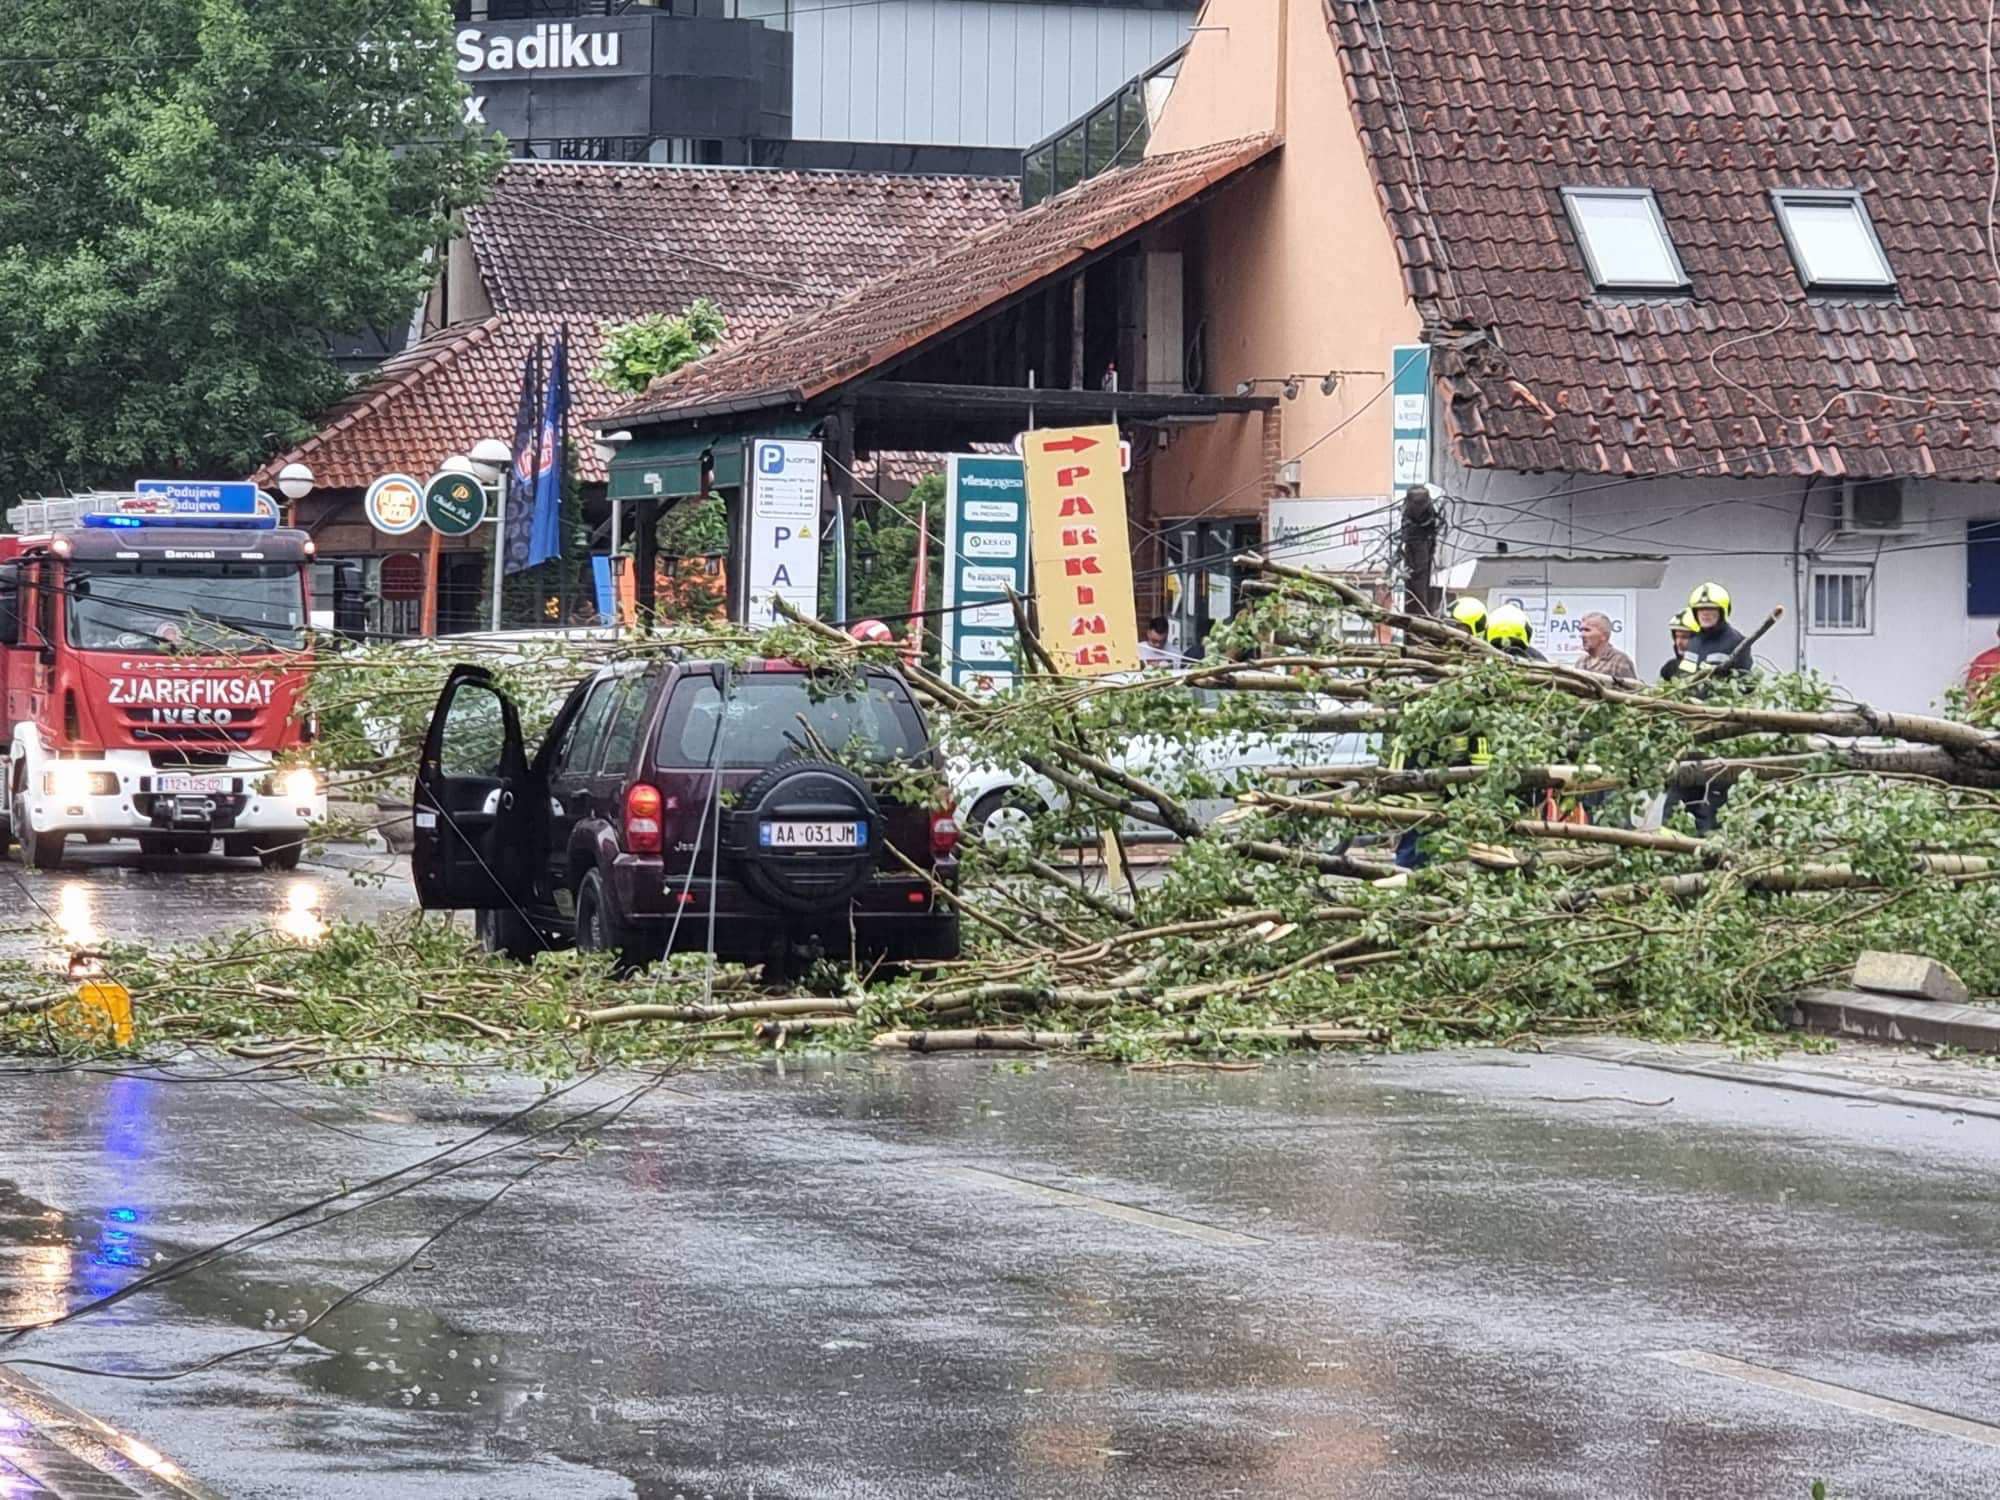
[1809,565,1875,634]
[1560,187,1690,293]
[1771,189,1896,292]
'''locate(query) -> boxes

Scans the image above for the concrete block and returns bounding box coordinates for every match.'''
[1852,951,1970,1006]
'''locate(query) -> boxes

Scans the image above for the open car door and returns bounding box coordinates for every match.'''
[412,666,533,911]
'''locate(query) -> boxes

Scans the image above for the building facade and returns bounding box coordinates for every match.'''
[1130,0,2000,712]
[260,163,1019,637]
[451,0,1193,166]
[586,0,2000,712]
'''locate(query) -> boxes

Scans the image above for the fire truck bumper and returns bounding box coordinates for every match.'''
[21,754,326,838]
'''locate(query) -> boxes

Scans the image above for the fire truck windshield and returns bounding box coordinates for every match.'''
[67,560,307,654]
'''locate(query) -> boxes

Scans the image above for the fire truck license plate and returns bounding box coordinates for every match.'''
[155,774,232,795]
[759,821,864,849]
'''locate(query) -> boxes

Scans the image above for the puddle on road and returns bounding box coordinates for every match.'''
[0,1069,1398,1497]
[0,857,404,966]
[0,1168,531,1417]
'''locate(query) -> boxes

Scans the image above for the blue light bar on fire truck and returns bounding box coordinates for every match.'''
[8,482,279,533]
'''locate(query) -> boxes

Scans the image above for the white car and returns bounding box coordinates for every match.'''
[948,683,1377,844]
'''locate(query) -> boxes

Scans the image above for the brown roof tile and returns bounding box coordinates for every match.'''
[610,135,1282,424]
[257,164,1019,490]
[470,161,1019,334]
[1330,0,2000,479]
[255,313,623,490]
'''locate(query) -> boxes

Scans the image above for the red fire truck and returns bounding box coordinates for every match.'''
[0,486,326,871]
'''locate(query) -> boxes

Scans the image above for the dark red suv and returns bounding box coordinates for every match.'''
[411,658,961,976]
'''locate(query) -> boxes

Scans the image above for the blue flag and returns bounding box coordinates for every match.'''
[502,338,542,576]
[527,328,568,569]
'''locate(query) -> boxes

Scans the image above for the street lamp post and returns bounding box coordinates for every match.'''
[594,431,633,604]
[467,438,512,632]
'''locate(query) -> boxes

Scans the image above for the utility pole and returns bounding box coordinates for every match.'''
[1399,485,1440,618]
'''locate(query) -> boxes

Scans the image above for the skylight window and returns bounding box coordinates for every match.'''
[1771,189,1896,292]
[1560,187,1689,293]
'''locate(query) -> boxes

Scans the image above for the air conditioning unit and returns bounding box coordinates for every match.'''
[1836,478,1913,536]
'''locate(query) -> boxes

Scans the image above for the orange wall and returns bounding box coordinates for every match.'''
[1145,0,1421,518]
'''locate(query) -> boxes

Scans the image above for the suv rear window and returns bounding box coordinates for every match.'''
[656,671,927,770]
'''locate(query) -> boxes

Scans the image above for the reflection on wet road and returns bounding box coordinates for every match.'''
[1,1054,1999,1498]
[0,846,413,963]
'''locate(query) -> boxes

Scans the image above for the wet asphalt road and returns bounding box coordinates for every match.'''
[3,1049,2000,1497]
[0,843,414,963]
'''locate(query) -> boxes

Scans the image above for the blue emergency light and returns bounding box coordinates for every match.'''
[80,510,277,530]
[76,482,278,531]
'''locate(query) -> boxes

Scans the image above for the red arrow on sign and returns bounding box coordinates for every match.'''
[1039,435,1098,454]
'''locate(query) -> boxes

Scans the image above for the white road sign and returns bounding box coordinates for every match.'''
[743,439,823,629]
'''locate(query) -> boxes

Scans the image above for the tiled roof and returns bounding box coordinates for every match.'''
[469,161,1020,331]
[611,135,1282,423]
[255,313,623,490]
[1330,0,2000,480]
[257,164,1019,490]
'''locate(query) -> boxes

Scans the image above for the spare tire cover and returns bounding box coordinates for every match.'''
[725,758,884,913]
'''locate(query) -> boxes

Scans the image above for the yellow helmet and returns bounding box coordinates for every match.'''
[1688,581,1732,617]
[1672,609,1698,635]
[1485,603,1532,646]
[1448,596,1488,632]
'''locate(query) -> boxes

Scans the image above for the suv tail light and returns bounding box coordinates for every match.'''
[625,783,665,855]
[930,806,959,857]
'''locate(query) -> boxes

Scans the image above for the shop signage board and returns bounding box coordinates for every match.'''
[942,454,1029,694]
[365,474,426,536]
[1489,587,1637,666]
[739,438,822,629]
[1266,496,1395,576]
[424,472,488,537]
[450,12,787,144]
[1390,343,1431,494]
[1022,424,1138,676]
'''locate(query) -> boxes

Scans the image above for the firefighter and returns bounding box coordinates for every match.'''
[1483,603,1547,661]
[1660,610,1701,684]
[1447,596,1488,635]
[1685,581,1749,677]
[1667,585,1750,834]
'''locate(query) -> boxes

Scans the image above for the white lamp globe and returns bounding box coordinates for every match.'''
[467,438,512,484]
[275,461,315,502]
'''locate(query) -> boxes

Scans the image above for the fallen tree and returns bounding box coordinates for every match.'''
[6,556,1998,1070]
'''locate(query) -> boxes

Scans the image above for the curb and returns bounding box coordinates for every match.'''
[1546,1037,2000,1124]
[0,1367,221,1498]
[1793,988,2000,1053]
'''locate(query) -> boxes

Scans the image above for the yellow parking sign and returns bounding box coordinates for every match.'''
[1022,424,1138,676]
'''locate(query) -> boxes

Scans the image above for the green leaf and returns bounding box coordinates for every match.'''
[0,0,501,493]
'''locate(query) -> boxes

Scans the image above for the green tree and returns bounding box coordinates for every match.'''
[0,0,498,496]
[597,300,727,397]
